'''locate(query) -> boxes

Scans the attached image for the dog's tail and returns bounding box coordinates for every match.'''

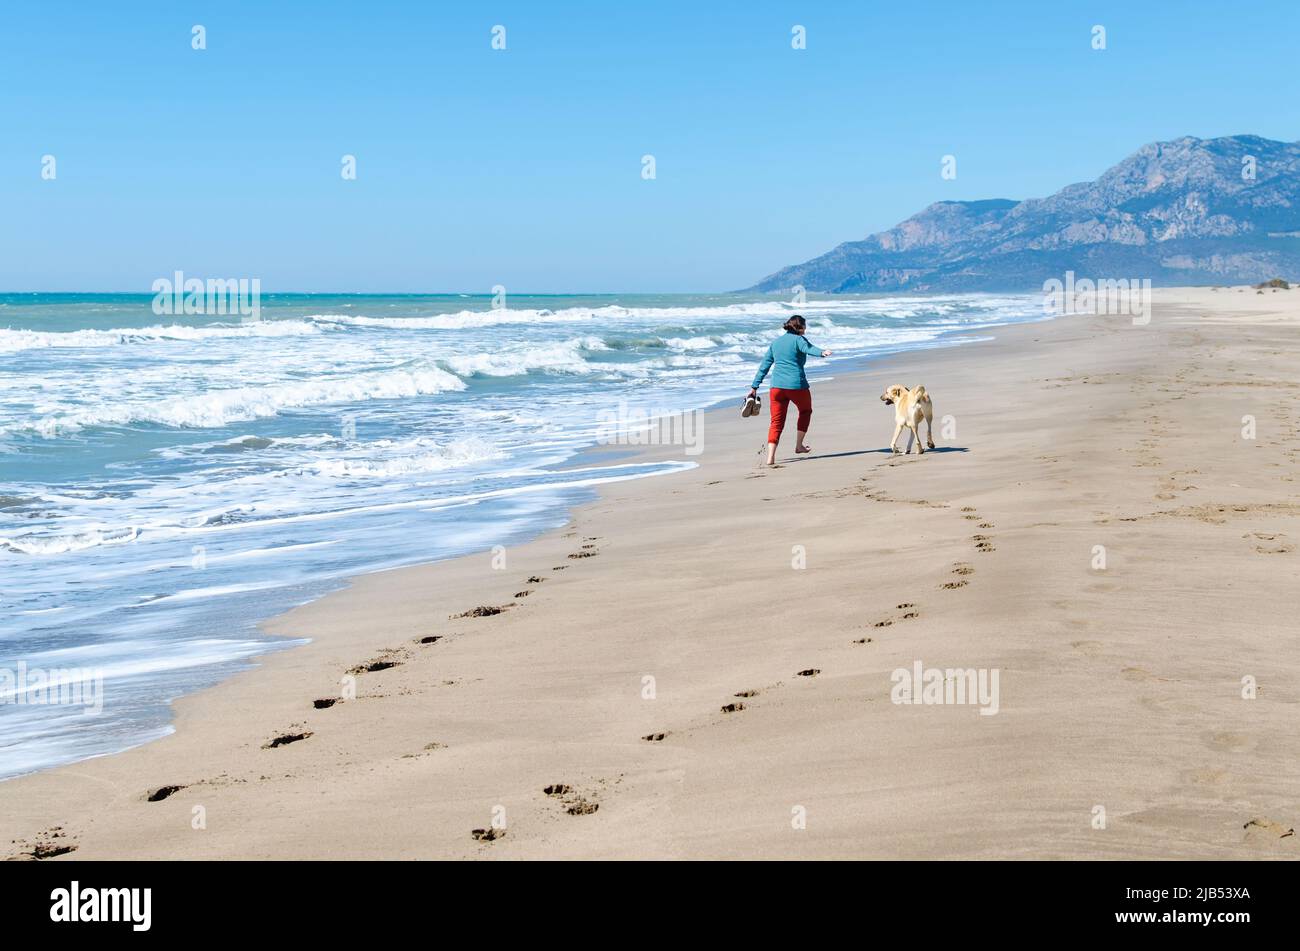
[912,384,929,403]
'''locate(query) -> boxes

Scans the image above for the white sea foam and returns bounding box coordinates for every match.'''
[439,337,607,377]
[9,366,466,437]
[302,297,960,330]
[662,336,719,351]
[0,320,323,353]
[1,525,138,555]
[299,437,504,478]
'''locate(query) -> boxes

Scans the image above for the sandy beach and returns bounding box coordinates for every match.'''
[4,287,1298,861]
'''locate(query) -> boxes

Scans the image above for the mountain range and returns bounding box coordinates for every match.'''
[747,134,1300,293]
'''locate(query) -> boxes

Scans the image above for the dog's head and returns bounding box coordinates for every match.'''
[879,384,907,406]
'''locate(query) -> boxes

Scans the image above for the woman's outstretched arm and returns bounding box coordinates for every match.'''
[798,335,832,358]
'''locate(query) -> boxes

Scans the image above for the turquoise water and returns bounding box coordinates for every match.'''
[0,291,1044,779]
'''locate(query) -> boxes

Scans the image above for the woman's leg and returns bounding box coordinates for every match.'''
[792,389,814,453]
[766,388,790,465]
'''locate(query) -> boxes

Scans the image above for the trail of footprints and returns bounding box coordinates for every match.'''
[679,501,994,755]
[960,505,997,555]
[128,493,1003,848]
[129,539,616,847]
[118,496,1001,849]
[346,541,608,843]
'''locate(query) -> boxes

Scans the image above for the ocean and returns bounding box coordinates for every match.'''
[0,291,1045,779]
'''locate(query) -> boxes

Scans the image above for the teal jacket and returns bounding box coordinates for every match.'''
[751,331,823,390]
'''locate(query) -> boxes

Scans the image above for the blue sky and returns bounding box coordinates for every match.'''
[2,1,1297,292]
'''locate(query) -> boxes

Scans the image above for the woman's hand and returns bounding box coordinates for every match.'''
[748,387,757,396]
[821,349,833,357]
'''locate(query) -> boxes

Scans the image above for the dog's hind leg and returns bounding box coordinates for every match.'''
[910,424,923,454]
[925,406,935,450]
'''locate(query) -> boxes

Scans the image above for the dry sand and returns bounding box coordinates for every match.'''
[4,287,1298,860]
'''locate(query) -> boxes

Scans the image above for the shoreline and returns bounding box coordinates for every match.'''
[4,287,1299,859]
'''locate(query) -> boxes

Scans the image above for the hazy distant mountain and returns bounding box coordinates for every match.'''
[748,135,1300,293]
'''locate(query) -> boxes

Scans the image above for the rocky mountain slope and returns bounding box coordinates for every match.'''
[748,135,1300,292]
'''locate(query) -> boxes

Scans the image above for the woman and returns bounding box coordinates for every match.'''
[748,315,832,466]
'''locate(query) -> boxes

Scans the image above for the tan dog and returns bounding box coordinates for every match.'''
[879,384,935,454]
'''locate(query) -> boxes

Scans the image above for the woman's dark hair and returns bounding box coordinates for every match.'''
[783,315,806,333]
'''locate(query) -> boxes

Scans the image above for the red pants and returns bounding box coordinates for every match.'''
[767,387,812,444]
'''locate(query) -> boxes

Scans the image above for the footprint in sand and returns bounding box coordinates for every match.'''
[544,783,601,816]
[952,563,974,576]
[873,605,921,627]
[720,702,746,714]
[263,730,313,749]
[852,636,874,645]
[313,698,338,710]
[1246,532,1294,554]
[347,656,403,675]
[7,828,77,861]
[471,828,505,842]
[145,784,187,802]
[452,605,508,618]
[795,668,820,677]
[941,580,968,589]
[401,742,447,759]
[1243,818,1295,842]
[642,732,668,742]
[733,689,759,698]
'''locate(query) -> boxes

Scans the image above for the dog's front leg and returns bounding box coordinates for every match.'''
[890,422,904,454]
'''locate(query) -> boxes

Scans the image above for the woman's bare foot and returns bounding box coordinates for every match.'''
[795,445,812,454]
